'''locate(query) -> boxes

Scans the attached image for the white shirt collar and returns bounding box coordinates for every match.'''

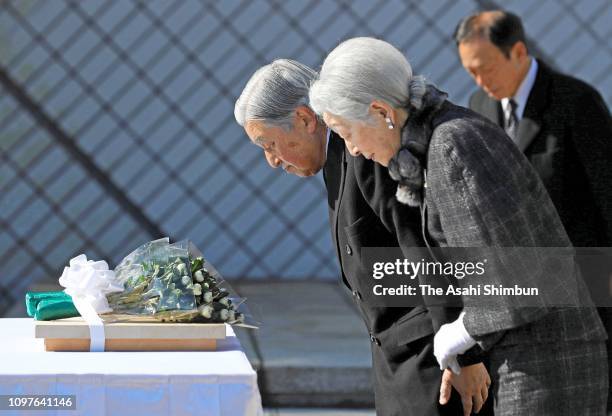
[325,127,331,155]
[501,57,538,121]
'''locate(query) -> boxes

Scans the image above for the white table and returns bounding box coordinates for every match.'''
[0,318,263,416]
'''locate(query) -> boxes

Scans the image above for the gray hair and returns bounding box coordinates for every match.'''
[234,59,318,130]
[309,37,427,122]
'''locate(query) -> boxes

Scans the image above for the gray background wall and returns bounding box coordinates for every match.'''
[1,0,611,315]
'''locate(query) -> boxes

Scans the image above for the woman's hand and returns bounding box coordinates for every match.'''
[439,363,491,416]
[433,312,476,373]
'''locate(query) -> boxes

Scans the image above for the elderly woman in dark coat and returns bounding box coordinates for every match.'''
[309,37,608,415]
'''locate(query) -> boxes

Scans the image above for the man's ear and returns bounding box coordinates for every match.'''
[295,106,318,133]
[510,41,528,63]
[370,100,394,123]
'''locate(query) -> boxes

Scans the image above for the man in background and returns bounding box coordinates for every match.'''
[455,9,612,248]
[455,9,612,409]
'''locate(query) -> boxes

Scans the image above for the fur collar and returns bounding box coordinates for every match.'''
[387,85,448,206]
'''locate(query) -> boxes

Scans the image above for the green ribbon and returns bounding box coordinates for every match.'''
[25,291,80,321]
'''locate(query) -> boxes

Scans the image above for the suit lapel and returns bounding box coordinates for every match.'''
[516,59,550,152]
[324,133,350,288]
[482,96,504,127]
[516,117,541,152]
[323,132,347,259]
[333,143,348,244]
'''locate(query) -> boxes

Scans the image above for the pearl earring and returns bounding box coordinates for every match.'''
[385,117,394,130]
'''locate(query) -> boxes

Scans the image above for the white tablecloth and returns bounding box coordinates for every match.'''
[0,318,263,416]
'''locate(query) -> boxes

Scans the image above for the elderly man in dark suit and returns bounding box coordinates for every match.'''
[455,10,612,410]
[234,59,493,415]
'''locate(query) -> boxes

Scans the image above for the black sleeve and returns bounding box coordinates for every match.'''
[456,344,487,367]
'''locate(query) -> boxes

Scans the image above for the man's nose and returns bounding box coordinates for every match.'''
[474,73,490,89]
[346,143,361,157]
[265,151,281,168]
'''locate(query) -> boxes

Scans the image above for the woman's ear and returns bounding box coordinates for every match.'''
[295,106,318,133]
[370,100,394,123]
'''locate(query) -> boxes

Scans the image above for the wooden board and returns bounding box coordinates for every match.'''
[44,338,217,352]
[35,317,226,340]
[35,317,226,351]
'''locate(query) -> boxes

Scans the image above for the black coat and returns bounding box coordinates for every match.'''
[323,132,493,416]
[468,59,612,247]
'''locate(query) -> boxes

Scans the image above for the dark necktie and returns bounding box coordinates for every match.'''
[505,98,519,141]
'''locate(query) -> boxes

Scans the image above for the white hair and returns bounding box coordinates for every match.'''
[234,59,318,130]
[309,37,427,122]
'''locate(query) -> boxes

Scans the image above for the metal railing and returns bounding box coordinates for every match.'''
[1,0,610,315]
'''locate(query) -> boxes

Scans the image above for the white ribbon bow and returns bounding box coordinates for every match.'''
[59,254,124,352]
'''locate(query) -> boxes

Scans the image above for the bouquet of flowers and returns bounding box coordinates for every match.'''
[27,238,252,327]
[107,238,248,325]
